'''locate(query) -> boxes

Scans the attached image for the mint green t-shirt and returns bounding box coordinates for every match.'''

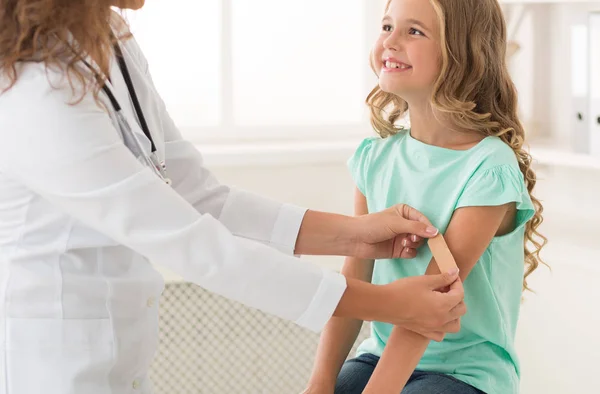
[348,130,535,394]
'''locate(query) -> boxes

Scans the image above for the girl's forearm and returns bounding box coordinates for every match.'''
[362,326,429,393]
[308,256,375,389]
[365,246,457,393]
[307,316,365,389]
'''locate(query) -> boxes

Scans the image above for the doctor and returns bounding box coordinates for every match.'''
[0,0,465,393]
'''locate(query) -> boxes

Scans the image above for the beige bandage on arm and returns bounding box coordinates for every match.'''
[428,233,459,273]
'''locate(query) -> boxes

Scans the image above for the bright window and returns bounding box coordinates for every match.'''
[127,0,379,143]
[127,0,222,129]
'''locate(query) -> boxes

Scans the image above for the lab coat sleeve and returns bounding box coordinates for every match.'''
[137,60,305,256]
[163,135,307,257]
[0,71,346,333]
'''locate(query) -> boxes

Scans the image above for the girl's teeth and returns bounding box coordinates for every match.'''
[385,61,408,69]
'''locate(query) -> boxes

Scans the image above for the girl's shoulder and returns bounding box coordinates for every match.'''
[469,136,521,172]
[352,129,409,157]
[456,136,534,218]
[347,130,408,194]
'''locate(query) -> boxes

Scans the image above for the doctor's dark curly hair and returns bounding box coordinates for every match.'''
[367,0,547,292]
[0,0,130,100]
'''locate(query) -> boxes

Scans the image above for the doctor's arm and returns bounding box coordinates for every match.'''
[148,74,435,259]
[0,74,463,333]
[362,203,514,394]
[160,113,440,258]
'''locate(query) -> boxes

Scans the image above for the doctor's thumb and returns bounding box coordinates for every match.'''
[404,220,439,239]
[427,269,461,291]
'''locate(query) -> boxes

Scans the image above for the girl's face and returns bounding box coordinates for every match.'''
[373,0,441,101]
[111,0,145,10]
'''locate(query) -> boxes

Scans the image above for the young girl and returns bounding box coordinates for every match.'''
[304,0,546,393]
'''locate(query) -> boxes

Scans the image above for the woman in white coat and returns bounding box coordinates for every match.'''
[0,0,465,392]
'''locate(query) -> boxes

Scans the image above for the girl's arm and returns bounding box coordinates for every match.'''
[304,188,424,392]
[363,203,516,393]
[305,257,374,392]
[304,188,376,392]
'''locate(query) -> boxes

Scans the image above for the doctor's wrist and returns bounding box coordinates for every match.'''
[334,277,377,321]
[334,278,398,323]
[295,210,356,256]
[335,277,416,326]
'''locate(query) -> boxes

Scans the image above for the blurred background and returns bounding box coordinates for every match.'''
[125,0,600,392]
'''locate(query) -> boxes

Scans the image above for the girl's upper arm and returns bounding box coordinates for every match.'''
[354,187,370,216]
[425,203,514,280]
[448,203,513,281]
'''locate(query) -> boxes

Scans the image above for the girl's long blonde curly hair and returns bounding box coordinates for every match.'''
[368,0,547,291]
[0,0,130,101]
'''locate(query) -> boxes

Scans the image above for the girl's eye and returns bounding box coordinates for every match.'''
[409,27,425,36]
[382,24,393,32]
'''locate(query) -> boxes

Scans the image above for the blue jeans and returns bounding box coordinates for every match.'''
[335,353,486,394]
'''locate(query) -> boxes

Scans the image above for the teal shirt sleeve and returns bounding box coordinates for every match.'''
[456,164,535,230]
[347,137,377,195]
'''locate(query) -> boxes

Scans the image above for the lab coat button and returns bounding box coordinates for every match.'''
[146,297,156,307]
[132,380,140,390]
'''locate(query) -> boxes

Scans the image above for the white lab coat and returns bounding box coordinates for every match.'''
[0,23,346,394]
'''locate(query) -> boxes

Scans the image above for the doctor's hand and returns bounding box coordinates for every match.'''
[335,271,465,338]
[396,275,465,342]
[368,271,465,336]
[352,204,438,259]
[294,204,435,258]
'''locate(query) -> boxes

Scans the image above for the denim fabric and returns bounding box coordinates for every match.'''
[334,353,487,394]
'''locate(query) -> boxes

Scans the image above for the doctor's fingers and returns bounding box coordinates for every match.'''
[401,235,425,249]
[397,204,434,226]
[423,318,461,342]
[393,236,421,259]
[447,300,467,321]
[442,318,461,334]
[399,247,417,259]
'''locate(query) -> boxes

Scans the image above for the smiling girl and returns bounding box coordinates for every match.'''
[304,0,546,393]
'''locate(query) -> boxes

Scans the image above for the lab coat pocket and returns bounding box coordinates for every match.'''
[5,317,115,394]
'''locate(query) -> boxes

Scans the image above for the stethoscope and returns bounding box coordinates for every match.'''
[88,42,171,185]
